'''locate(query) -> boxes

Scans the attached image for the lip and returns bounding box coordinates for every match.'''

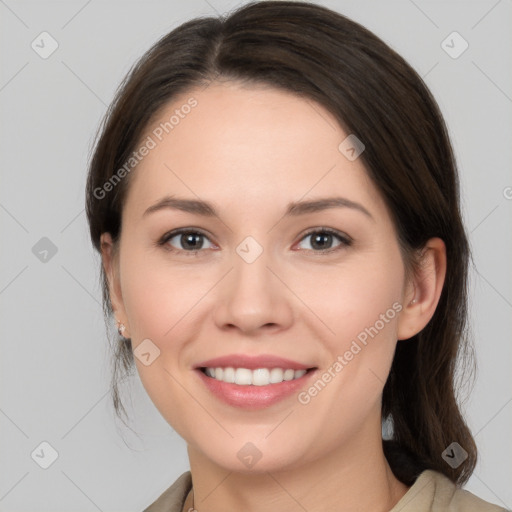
[195,367,318,410]
[194,354,315,371]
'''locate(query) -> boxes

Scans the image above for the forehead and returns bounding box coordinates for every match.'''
[124,81,383,218]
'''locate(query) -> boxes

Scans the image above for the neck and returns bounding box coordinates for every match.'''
[185,417,410,512]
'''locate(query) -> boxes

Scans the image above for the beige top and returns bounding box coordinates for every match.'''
[143,469,507,511]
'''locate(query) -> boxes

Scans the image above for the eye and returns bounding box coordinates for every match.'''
[295,228,352,253]
[159,229,215,255]
[158,227,352,256]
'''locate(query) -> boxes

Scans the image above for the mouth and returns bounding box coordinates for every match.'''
[194,365,319,410]
[198,366,318,386]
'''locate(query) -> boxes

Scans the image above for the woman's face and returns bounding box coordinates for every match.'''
[105,81,415,472]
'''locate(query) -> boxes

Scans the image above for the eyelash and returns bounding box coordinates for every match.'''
[157,227,353,257]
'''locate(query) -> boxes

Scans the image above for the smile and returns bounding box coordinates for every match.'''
[195,366,318,410]
[201,367,312,386]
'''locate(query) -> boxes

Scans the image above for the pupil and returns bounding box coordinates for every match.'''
[312,233,331,250]
[182,233,202,250]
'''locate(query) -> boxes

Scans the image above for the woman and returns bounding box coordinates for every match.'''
[85,1,506,511]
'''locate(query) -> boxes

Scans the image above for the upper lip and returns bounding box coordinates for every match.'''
[194,354,316,371]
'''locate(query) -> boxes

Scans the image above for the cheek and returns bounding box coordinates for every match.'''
[296,252,404,402]
[292,253,404,348]
[287,272,402,446]
[118,250,204,432]
[119,247,204,340]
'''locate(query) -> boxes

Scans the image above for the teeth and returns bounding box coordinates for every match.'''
[203,367,308,385]
[223,367,235,383]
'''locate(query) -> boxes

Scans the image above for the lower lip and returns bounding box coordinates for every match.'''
[195,368,317,410]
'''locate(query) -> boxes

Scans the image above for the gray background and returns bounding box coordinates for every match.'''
[0,0,511,510]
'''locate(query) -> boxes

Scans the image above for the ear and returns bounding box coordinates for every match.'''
[100,232,130,338]
[397,237,447,341]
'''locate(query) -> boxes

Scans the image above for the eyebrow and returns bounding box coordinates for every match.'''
[143,195,374,220]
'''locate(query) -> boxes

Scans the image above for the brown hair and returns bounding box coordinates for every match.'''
[85,0,477,486]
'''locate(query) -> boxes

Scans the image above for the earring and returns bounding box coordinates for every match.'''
[410,298,417,305]
[117,320,126,337]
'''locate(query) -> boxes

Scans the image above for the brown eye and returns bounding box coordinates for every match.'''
[160,229,214,254]
[296,229,352,253]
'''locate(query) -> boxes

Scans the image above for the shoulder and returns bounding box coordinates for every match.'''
[142,471,192,512]
[142,468,508,512]
[391,469,508,512]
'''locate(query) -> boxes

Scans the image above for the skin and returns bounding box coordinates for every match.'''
[101,81,446,512]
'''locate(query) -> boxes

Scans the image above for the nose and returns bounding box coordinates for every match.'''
[213,246,294,335]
